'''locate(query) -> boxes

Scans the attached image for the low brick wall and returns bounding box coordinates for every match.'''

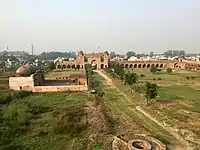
[9,77,34,90]
[32,85,88,92]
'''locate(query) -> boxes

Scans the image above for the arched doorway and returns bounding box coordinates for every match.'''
[57,65,61,69]
[62,65,66,69]
[147,64,150,68]
[91,60,97,69]
[67,64,71,68]
[77,65,80,70]
[160,64,163,68]
[125,64,128,68]
[156,64,159,68]
[101,64,104,69]
[72,64,75,69]
[134,64,137,68]
[122,64,124,68]
[151,64,155,68]
[130,64,133,68]
[138,64,141,68]
[143,64,146,68]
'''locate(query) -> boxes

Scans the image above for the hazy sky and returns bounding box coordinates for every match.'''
[0,0,200,54]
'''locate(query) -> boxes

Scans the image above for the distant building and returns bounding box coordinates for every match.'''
[56,50,109,70]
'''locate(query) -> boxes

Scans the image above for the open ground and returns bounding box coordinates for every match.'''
[1,69,200,149]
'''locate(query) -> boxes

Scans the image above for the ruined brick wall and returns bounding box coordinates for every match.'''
[32,85,88,92]
[32,71,45,86]
[9,77,34,90]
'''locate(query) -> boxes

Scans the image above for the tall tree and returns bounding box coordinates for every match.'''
[109,52,117,59]
[145,82,158,105]
[124,72,138,85]
[126,51,136,58]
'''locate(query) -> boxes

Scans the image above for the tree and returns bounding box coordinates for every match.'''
[150,52,154,57]
[166,68,172,74]
[113,64,124,80]
[47,61,56,70]
[144,82,158,105]
[126,51,136,59]
[110,52,117,59]
[150,66,158,74]
[124,72,138,86]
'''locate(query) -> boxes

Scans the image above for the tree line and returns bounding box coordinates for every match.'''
[109,50,187,59]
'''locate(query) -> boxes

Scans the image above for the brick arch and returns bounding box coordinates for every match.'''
[138,64,142,68]
[156,64,159,68]
[72,64,75,69]
[130,64,133,68]
[151,64,155,67]
[57,65,61,69]
[62,64,66,69]
[67,64,71,68]
[101,64,104,69]
[134,64,137,68]
[125,64,129,68]
[142,64,146,68]
[174,63,179,68]
[147,64,150,68]
[160,64,164,68]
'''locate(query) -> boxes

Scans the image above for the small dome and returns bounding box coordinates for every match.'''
[16,65,27,74]
[16,64,36,76]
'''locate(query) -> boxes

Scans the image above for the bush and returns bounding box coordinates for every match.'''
[0,91,32,105]
[153,78,156,80]
[140,74,145,78]
[186,76,190,80]
[191,76,195,79]
[133,85,145,93]
[53,106,88,135]
[150,66,158,74]
[166,68,172,74]
[158,77,162,80]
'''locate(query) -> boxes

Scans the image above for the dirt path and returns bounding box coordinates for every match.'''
[95,70,193,150]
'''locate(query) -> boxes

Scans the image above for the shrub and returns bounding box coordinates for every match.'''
[158,77,162,80]
[53,106,88,135]
[0,91,32,105]
[153,78,156,80]
[150,66,158,74]
[186,76,190,80]
[166,68,172,74]
[133,85,145,93]
[191,76,195,79]
[140,74,145,78]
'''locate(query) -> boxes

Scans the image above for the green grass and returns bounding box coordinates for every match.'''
[45,70,84,79]
[93,72,179,148]
[0,92,89,150]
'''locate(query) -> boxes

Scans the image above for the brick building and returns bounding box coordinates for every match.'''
[56,51,109,70]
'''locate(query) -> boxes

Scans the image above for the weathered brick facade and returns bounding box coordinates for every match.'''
[56,51,109,70]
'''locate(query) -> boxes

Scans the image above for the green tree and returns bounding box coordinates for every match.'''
[47,61,56,71]
[109,52,117,59]
[150,66,158,74]
[166,68,172,74]
[113,64,124,80]
[124,72,138,86]
[126,51,136,59]
[144,82,158,105]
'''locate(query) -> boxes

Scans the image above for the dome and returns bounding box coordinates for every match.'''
[16,65,27,74]
[16,64,36,76]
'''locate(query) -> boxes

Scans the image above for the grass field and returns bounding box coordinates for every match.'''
[125,68,200,144]
[92,72,181,149]
[45,69,85,79]
[0,92,90,150]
